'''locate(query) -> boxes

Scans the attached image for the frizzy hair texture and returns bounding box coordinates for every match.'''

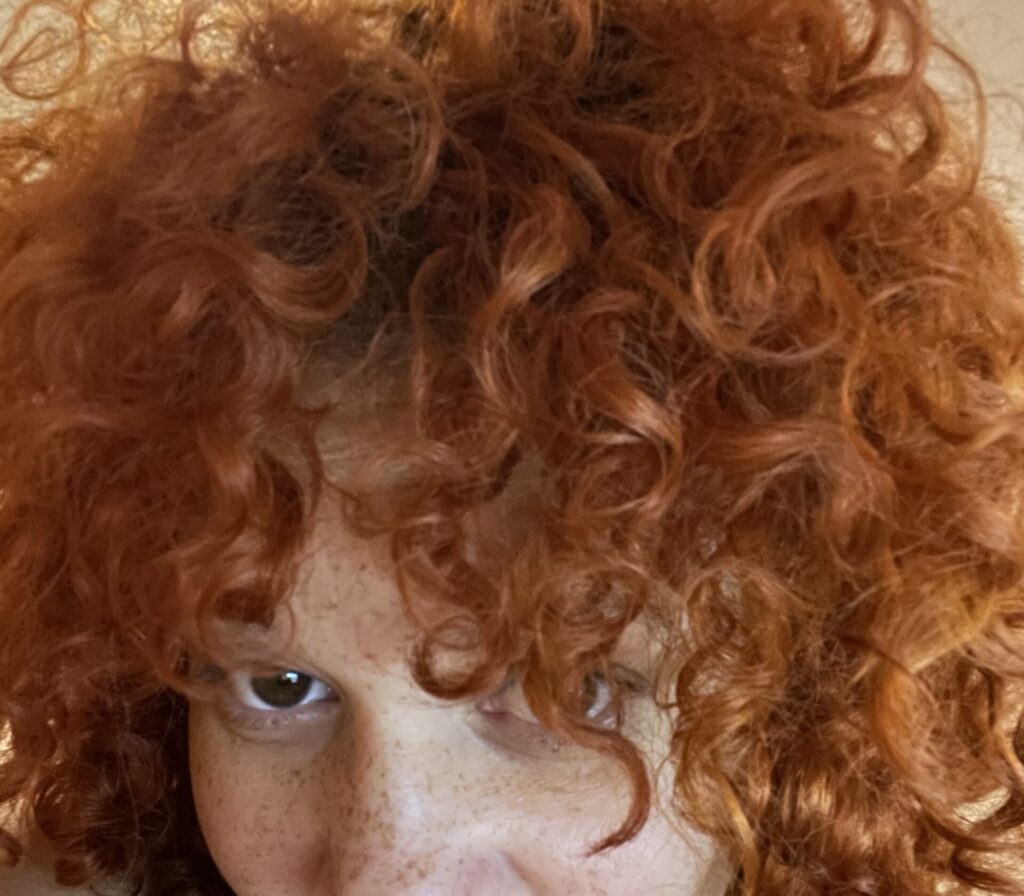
[0,0,1022,893]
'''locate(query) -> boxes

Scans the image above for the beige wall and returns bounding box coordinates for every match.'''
[930,0,1024,231]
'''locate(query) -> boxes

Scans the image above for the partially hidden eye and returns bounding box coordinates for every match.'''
[479,666,643,732]
[230,668,336,712]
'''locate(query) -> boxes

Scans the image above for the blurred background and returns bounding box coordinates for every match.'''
[930,0,1023,232]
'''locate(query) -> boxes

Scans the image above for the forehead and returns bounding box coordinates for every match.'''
[256,360,671,672]
[290,484,668,680]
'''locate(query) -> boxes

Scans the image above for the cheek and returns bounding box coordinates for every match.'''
[579,816,721,895]
[185,701,724,895]
[470,756,720,895]
[188,703,328,896]
[513,811,720,895]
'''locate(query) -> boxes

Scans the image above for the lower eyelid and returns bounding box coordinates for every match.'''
[469,706,565,759]
[216,695,342,735]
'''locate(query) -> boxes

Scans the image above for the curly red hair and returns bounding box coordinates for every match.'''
[1,0,1023,893]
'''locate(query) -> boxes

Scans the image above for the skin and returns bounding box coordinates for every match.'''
[187,375,736,896]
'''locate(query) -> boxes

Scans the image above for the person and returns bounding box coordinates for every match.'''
[0,0,1022,893]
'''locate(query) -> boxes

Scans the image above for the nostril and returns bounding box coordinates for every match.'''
[323,844,540,896]
[450,848,538,895]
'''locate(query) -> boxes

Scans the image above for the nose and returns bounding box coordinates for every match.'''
[314,698,539,896]
[428,847,539,895]
[316,844,538,896]
[324,846,538,896]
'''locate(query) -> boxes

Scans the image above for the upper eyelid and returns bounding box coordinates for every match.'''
[500,660,650,691]
[615,663,651,694]
[215,647,335,679]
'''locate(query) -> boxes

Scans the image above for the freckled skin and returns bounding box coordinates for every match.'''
[188,394,734,895]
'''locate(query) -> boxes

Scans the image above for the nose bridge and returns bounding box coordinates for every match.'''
[318,695,540,896]
[319,694,462,892]
[349,698,443,837]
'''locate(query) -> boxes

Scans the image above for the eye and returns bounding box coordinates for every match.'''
[229,668,336,712]
[478,665,645,733]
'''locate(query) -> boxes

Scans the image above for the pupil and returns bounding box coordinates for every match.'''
[252,670,312,708]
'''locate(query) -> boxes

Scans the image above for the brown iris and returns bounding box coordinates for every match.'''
[250,670,314,708]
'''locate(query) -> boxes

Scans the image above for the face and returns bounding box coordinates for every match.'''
[187,389,734,896]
